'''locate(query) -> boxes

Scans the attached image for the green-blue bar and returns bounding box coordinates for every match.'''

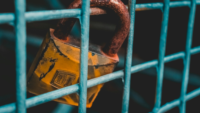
[78,0,90,112]
[0,9,81,24]
[0,46,200,113]
[0,1,200,113]
[121,0,136,112]
[1,1,200,24]
[179,0,196,113]
[158,87,200,113]
[153,0,170,112]
[15,0,26,113]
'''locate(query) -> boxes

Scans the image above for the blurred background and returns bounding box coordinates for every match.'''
[0,0,200,112]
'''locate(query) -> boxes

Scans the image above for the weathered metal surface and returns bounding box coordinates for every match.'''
[1,0,200,113]
[27,29,118,108]
[54,0,130,56]
[0,44,200,113]
[26,0,129,108]
[1,46,200,112]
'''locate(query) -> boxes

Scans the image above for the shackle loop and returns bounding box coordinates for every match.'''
[53,0,130,56]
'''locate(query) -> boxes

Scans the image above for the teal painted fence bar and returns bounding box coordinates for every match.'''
[121,0,136,112]
[180,0,197,113]
[0,0,200,113]
[14,0,26,113]
[1,1,200,24]
[79,0,90,112]
[153,0,170,112]
[0,46,200,112]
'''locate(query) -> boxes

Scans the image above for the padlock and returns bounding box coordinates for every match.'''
[27,0,130,108]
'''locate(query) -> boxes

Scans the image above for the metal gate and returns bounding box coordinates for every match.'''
[0,0,200,113]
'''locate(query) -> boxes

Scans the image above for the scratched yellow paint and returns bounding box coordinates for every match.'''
[27,29,118,108]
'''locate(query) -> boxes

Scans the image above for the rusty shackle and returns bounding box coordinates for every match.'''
[54,0,130,56]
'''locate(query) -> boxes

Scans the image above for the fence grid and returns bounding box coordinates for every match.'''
[0,0,200,113]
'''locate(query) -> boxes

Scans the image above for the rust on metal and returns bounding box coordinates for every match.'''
[53,0,130,57]
[90,7,107,15]
[90,6,150,15]
[27,29,119,107]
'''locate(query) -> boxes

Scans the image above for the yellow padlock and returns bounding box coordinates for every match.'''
[27,0,130,108]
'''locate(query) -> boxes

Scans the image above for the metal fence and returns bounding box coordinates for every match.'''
[0,0,200,113]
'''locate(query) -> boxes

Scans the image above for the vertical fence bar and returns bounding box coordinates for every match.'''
[15,0,26,113]
[121,0,136,113]
[179,0,196,113]
[153,0,170,112]
[78,0,90,112]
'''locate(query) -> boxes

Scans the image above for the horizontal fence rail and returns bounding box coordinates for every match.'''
[0,1,200,24]
[0,46,200,113]
[0,0,200,113]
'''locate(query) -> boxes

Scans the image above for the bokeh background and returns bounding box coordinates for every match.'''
[0,0,200,112]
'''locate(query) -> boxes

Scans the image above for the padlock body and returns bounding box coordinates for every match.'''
[27,29,118,108]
